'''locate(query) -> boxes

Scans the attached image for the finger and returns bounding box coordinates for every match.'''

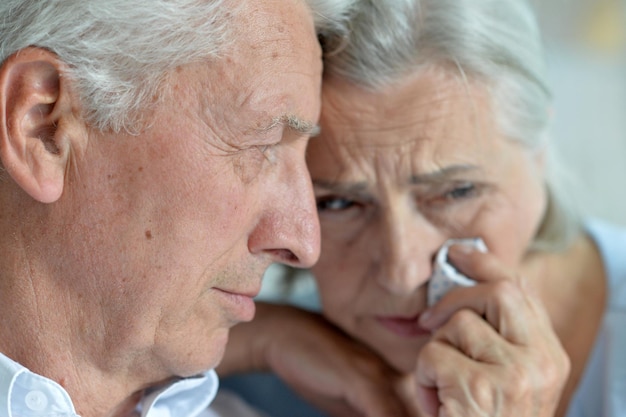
[415,341,459,413]
[393,373,427,417]
[415,385,438,417]
[447,244,522,286]
[421,247,538,344]
[430,309,512,364]
[416,340,504,417]
[416,341,482,412]
[446,246,553,335]
[420,280,531,345]
[418,316,570,417]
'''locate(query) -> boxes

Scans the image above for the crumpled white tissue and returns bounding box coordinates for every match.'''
[427,238,488,307]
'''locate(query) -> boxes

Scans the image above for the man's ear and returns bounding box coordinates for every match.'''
[0,47,76,203]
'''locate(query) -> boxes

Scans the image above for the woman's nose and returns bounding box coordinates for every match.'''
[374,209,440,295]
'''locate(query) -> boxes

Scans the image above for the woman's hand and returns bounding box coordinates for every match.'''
[415,246,570,417]
[219,302,422,417]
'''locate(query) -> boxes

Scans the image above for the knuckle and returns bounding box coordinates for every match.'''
[448,308,478,330]
[417,339,441,366]
[503,363,533,400]
[490,280,519,300]
[488,280,524,314]
[560,351,572,377]
[417,340,437,360]
[467,373,500,411]
[542,350,571,388]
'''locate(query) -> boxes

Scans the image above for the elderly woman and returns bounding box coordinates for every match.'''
[218,0,624,416]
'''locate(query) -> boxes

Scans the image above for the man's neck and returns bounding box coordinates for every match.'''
[0,278,149,417]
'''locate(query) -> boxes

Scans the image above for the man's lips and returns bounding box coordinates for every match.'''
[375,314,432,338]
[213,287,259,322]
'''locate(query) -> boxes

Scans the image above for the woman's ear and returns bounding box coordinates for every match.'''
[0,47,77,203]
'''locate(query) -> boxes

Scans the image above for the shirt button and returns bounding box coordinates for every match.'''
[25,390,48,411]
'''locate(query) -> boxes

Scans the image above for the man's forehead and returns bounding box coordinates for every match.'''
[235,0,316,54]
[192,0,321,144]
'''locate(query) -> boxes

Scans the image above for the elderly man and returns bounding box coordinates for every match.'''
[0,0,355,416]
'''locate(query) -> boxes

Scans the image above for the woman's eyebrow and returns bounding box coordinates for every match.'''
[312,179,369,194]
[312,165,481,191]
[410,165,481,184]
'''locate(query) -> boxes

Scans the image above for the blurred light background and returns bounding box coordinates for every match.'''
[535,0,626,226]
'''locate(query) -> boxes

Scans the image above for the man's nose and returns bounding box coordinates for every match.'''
[247,149,320,268]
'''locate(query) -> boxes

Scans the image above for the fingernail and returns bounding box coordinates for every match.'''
[448,244,474,257]
[448,245,476,261]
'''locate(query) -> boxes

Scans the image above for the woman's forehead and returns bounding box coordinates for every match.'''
[309,71,530,190]
[308,135,489,192]
[319,70,496,150]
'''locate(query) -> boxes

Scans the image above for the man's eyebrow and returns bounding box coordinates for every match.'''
[410,165,481,183]
[262,114,321,137]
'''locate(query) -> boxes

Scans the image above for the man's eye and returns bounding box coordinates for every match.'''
[257,145,276,162]
[316,196,356,212]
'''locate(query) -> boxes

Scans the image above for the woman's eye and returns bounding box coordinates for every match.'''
[445,183,477,200]
[316,196,356,212]
[421,182,481,208]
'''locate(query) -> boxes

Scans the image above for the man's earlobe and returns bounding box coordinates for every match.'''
[0,47,75,203]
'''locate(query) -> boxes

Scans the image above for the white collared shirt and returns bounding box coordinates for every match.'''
[0,352,220,417]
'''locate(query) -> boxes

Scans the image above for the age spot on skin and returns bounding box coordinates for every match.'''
[145,230,152,240]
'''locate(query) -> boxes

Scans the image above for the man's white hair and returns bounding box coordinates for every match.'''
[0,0,355,133]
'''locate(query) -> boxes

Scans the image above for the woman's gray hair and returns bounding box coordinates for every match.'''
[322,0,580,251]
[0,0,355,134]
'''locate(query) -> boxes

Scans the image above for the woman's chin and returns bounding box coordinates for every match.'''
[387,352,421,374]
[370,340,426,374]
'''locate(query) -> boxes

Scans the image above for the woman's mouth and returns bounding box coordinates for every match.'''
[375,314,432,338]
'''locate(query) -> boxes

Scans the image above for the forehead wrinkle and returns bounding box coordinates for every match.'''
[410,164,482,184]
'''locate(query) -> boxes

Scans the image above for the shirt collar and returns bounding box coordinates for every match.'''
[0,352,219,417]
[139,371,218,417]
[0,352,77,417]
